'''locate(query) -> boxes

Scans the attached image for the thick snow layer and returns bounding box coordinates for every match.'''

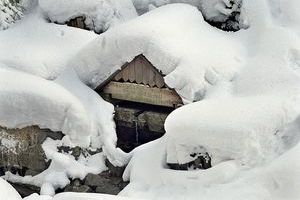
[0,65,129,164]
[0,178,22,200]
[120,1,300,200]
[39,0,137,33]
[70,4,244,103]
[164,0,300,166]
[1,1,300,199]
[0,66,88,146]
[121,136,300,200]
[132,0,242,24]
[165,94,300,165]
[0,65,129,194]
[0,10,97,79]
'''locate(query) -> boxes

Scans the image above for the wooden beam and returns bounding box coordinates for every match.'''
[102,81,183,107]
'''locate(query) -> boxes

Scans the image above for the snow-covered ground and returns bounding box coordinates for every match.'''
[0,0,300,200]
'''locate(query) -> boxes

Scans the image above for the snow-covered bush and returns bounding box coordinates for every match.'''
[132,0,247,31]
[38,0,138,33]
[0,0,23,30]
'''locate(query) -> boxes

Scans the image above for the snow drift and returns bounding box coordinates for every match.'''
[120,1,300,200]
[0,11,97,80]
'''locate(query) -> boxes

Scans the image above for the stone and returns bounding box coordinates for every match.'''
[168,152,212,171]
[9,182,40,198]
[0,126,49,173]
[144,111,168,133]
[114,107,140,128]
[25,169,40,176]
[105,159,125,178]
[71,146,83,160]
[64,178,92,193]
[84,173,110,187]
[64,185,92,193]
[95,185,121,195]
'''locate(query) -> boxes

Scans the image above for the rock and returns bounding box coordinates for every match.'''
[95,185,121,195]
[64,185,92,193]
[0,126,63,173]
[144,111,168,133]
[71,146,83,160]
[114,107,140,128]
[9,182,40,198]
[84,170,128,195]
[168,152,212,170]
[105,159,125,178]
[85,173,110,187]
[64,178,92,193]
[25,169,40,176]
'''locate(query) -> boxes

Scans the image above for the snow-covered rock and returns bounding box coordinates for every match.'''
[0,65,128,162]
[132,0,245,30]
[38,0,138,33]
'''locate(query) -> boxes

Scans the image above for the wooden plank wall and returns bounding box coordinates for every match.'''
[67,17,86,30]
[114,55,166,88]
[103,82,183,107]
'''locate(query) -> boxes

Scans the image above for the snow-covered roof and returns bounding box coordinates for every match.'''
[70,4,244,103]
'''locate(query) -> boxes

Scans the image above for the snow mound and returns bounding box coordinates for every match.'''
[38,0,137,33]
[0,11,97,80]
[132,0,245,31]
[120,1,300,199]
[165,0,300,167]
[121,136,300,200]
[0,178,21,200]
[0,66,128,165]
[0,66,90,146]
[70,4,244,103]
[165,94,300,166]
[1,66,129,194]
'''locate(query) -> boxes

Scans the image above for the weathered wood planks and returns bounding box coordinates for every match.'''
[112,55,167,88]
[103,81,182,107]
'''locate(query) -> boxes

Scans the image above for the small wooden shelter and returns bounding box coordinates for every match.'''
[96,55,183,108]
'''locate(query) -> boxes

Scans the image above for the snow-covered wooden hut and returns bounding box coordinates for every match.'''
[94,55,183,152]
[96,54,183,108]
[70,4,242,151]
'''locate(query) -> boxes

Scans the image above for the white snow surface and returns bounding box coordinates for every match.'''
[0,178,22,200]
[120,1,300,200]
[71,4,244,103]
[0,10,97,79]
[38,0,137,33]
[1,1,300,200]
[132,0,242,23]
